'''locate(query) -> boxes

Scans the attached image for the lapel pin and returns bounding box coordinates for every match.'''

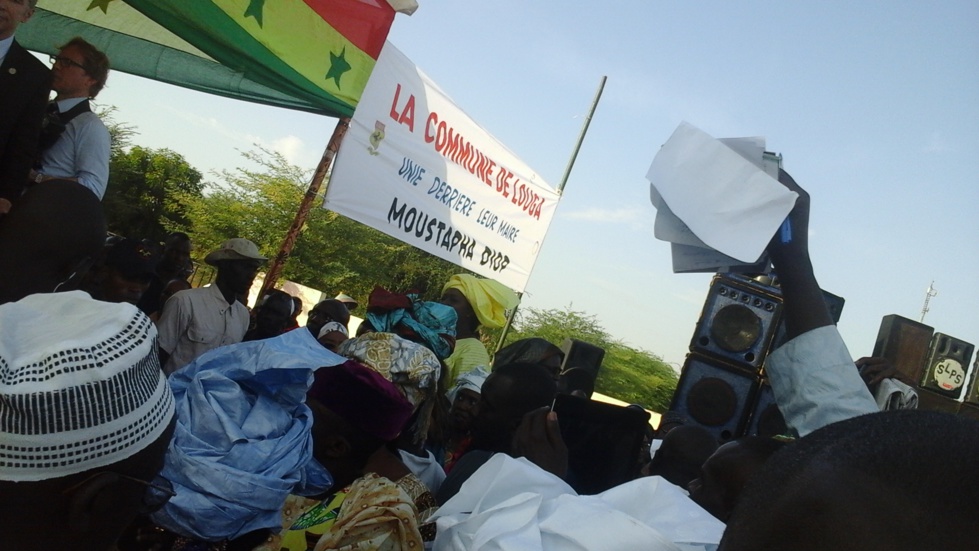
[8,68,16,75]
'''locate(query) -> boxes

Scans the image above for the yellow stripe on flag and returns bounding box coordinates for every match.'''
[213,0,376,105]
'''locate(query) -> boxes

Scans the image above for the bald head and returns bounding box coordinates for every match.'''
[0,181,106,304]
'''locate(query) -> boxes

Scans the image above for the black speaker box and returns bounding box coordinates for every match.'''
[958,402,979,421]
[669,353,760,443]
[560,339,606,381]
[872,315,934,385]
[744,380,788,438]
[919,334,975,400]
[915,387,960,415]
[771,289,845,350]
[963,357,979,405]
[690,274,782,371]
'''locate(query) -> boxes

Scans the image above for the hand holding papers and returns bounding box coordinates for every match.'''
[647,122,798,273]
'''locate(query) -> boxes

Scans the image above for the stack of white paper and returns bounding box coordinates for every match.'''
[647,122,798,273]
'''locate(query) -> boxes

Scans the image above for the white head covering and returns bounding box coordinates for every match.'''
[317,320,349,339]
[446,366,490,403]
[0,291,175,481]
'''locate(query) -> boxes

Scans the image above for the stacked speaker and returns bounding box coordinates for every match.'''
[669,274,847,442]
[670,275,783,442]
[872,314,977,417]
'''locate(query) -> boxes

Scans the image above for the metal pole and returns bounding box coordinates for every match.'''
[493,76,607,353]
[557,75,606,195]
[259,117,350,300]
[493,292,522,355]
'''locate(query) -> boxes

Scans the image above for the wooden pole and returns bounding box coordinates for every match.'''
[493,76,607,354]
[259,117,350,299]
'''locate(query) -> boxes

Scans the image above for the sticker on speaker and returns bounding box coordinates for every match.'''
[932,359,965,391]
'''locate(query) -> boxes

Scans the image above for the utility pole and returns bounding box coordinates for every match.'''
[920,281,938,323]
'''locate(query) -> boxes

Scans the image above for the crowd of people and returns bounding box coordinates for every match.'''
[2,3,977,550]
[3,165,976,550]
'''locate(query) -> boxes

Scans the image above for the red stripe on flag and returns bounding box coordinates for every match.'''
[303,0,395,59]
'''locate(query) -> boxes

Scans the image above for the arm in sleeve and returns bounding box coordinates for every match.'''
[156,292,190,355]
[766,326,878,437]
[70,116,111,199]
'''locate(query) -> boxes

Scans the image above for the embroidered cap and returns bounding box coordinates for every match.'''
[0,291,175,481]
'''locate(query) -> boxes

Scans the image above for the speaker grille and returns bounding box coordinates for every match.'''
[690,274,782,370]
[669,354,759,442]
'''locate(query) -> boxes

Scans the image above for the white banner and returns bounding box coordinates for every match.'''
[324,42,559,292]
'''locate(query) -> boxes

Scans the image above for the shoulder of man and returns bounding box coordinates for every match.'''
[4,39,51,81]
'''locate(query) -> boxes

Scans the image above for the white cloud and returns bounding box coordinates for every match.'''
[162,105,324,170]
[562,206,649,231]
[269,135,306,164]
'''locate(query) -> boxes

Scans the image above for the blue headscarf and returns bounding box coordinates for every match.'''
[365,286,457,360]
[150,328,347,541]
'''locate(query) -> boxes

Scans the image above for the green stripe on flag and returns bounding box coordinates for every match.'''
[213,0,376,109]
[126,0,359,116]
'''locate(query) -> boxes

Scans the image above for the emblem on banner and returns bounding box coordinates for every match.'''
[367,121,386,156]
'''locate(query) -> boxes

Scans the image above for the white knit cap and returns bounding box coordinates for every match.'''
[0,291,175,481]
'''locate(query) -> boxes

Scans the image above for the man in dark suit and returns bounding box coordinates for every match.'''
[0,0,50,216]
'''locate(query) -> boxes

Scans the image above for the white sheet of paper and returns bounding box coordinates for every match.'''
[651,185,712,248]
[647,122,798,263]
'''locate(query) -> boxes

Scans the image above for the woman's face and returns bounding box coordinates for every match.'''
[440,288,477,332]
[449,388,481,430]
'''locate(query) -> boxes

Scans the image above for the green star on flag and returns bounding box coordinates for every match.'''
[87,0,113,14]
[325,47,351,88]
[244,0,265,27]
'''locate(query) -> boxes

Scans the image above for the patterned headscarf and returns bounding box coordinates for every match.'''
[446,366,490,404]
[365,286,457,360]
[442,274,518,329]
[339,333,442,445]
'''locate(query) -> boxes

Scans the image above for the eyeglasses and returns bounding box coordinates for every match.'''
[62,471,176,514]
[49,55,88,72]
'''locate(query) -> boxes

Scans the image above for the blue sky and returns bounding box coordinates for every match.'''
[73,1,978,373]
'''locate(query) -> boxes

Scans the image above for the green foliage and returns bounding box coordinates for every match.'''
[96,104,137,157]
[177,147,462,302]
[103,145,204,241]
[503,306,678,412]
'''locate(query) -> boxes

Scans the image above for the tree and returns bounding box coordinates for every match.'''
[504,306,678,412]
[178,147,462,301]
[103,146,204,241]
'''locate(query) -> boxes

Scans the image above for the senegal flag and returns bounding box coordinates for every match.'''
[18,0,418,117]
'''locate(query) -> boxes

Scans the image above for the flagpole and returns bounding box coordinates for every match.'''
[259,117,350,301]
[493,76,607,354]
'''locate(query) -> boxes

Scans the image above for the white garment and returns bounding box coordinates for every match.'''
[399,448,446,494]
[873,378,919,410]
[764,325,879,437]
[432,454,723,551]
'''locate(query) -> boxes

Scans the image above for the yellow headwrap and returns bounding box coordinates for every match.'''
[442,274,519,329]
